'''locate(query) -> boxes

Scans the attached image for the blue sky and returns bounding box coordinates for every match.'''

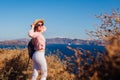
[0,0,120,41]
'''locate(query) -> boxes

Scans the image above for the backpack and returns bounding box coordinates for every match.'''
[27,39,35,59]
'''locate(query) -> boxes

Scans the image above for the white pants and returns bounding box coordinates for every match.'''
[31,51,47,80]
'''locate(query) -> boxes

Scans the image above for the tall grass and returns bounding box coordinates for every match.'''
[0,48,75,80]
[65,38,120,80]
[0,39,120,80]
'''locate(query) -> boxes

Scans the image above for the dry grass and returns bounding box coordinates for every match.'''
[0,48,75,80]
[0,38,120,80]
[65,39,120,80]
[84,9,120,80]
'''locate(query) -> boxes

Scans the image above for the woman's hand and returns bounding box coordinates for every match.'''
[31,24,35,29]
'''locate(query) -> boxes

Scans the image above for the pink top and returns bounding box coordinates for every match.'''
[28,26,46,51]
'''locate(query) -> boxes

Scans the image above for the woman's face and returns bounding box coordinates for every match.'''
[36,22,43,32]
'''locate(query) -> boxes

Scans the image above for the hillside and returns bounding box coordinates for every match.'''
[0,38,103,45]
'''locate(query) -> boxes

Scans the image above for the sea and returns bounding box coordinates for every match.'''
[0,44,106,57]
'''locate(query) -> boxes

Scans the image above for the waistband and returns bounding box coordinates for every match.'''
[36,49,45,52]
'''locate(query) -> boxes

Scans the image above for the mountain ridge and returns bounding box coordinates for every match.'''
[0,38,104,45]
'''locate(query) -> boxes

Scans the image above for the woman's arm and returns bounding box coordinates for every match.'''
[28,25,37,38]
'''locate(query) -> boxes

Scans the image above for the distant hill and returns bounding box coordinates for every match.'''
[0,38,104,46]
[46,38,103,45]
[0,38,28,45]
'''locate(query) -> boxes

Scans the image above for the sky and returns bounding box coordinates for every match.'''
[0,0,120,41]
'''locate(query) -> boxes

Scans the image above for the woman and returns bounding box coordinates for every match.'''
[28,19,47,80]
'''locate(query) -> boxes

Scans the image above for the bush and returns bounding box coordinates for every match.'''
[0,49,75,80]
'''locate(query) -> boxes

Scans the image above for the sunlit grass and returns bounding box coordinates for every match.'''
[0,38,120,80]
[0,49,75,80]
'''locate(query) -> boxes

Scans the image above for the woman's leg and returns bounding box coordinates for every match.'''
[32,51,47,80]
[40,53,47,80]
[31,60,39,80]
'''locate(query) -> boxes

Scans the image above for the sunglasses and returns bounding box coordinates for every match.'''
[35,24,43,27]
